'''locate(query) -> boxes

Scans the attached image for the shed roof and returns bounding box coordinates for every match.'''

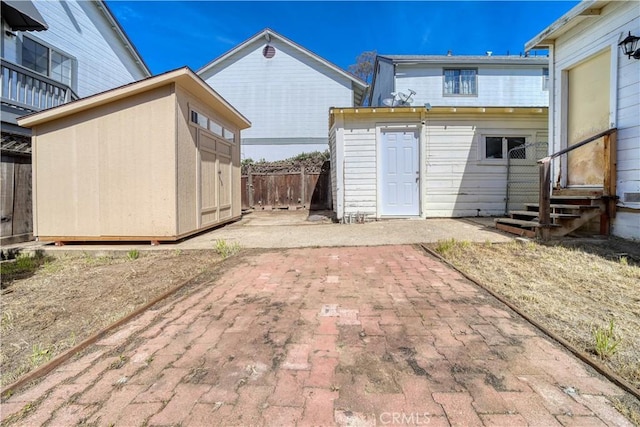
[525,0,611,50]
[197,28,369,105]
[17,67,251,129]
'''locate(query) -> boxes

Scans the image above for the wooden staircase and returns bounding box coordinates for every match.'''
[495,195,606,238]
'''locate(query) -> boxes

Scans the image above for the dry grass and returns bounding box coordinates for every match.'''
[431,238,640,391]
[0,250,221,388]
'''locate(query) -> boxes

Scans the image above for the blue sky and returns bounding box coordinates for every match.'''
[107,1,580,75]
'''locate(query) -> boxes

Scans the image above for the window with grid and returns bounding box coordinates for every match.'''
[22,37,74,86]
[443,69,477,95]
[484,136,526,159]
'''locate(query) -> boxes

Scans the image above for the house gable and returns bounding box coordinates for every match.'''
[197,29,367,161]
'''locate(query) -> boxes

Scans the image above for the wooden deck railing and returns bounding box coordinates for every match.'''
[537,128,617,240]
[1,59,78,112]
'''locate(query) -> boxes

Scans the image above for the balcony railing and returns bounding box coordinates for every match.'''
[1,59,78,113]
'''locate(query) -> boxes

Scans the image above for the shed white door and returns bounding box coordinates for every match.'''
[380,130,419,216]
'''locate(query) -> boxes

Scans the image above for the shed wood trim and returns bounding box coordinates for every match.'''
[36,214,241,243]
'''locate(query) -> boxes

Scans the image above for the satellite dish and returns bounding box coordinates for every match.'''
[383,89,417,107]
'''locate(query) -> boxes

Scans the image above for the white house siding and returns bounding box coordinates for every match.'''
[395,64,549,108]
[342,117,380,217]
[2,1,148,97]
[330,109,547,220]
[423,116,547,217]
[551,0,639,238]
[200,37,354,161]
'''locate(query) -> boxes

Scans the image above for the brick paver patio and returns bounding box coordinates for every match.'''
[1,245,634,426]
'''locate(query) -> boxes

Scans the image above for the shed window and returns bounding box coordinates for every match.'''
[208,120,223,137]
[484,136,526,159]
[190,109,234,143]
[191,110,208,128]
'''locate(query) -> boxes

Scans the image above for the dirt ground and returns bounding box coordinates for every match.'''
[0,251,222,388]
[428,237,640,394]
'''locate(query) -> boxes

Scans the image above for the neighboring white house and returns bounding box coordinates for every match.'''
[369,55,549,108]
[1,0,150,134]
[198,28,368,161]
[1,0,151,244]
[525,0,640,239]
[329,106,547,222]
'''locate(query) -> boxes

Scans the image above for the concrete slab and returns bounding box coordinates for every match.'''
[4,211,512,256]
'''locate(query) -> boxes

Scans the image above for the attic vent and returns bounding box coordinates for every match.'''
[263,45,276,59]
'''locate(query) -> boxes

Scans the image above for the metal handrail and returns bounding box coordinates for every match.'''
[1,59,78,112]
[538,128,617,164]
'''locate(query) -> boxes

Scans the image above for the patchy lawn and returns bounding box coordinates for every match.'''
[428,237,640,394]
[0,250,222,388]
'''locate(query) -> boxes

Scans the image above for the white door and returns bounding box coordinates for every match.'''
[380,129,419,216]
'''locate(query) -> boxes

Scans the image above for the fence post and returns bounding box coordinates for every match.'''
[538,159,551,240]
[247,164,254,209]
[300,165,306,208]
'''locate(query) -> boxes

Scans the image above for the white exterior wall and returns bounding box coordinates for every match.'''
[1,1,147,97]
[550,1,639,239]
[331,111,547,220]
[395,64,549,107]
[200,37,354,161]
[422,117,547,217]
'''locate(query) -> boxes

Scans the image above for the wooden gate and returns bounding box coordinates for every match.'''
[1,154,32,245]
[241,161,331,210]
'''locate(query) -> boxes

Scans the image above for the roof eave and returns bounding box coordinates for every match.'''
[525,0,609,51]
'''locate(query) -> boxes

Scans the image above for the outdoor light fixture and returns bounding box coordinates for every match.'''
[618,31,640,59]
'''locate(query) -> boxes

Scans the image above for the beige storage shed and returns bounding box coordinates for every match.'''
[17,67,251,244]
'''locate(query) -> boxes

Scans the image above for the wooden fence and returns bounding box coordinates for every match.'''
[1,154,32,245]
[241,161,331,210]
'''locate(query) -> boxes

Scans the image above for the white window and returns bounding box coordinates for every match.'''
[444,69,477,95]
[208,120,223,137]
[223,129,235,142]
[190,109,234,142]
[542,68,549,91]
[22,37,74,86]
[484,136,526,160]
